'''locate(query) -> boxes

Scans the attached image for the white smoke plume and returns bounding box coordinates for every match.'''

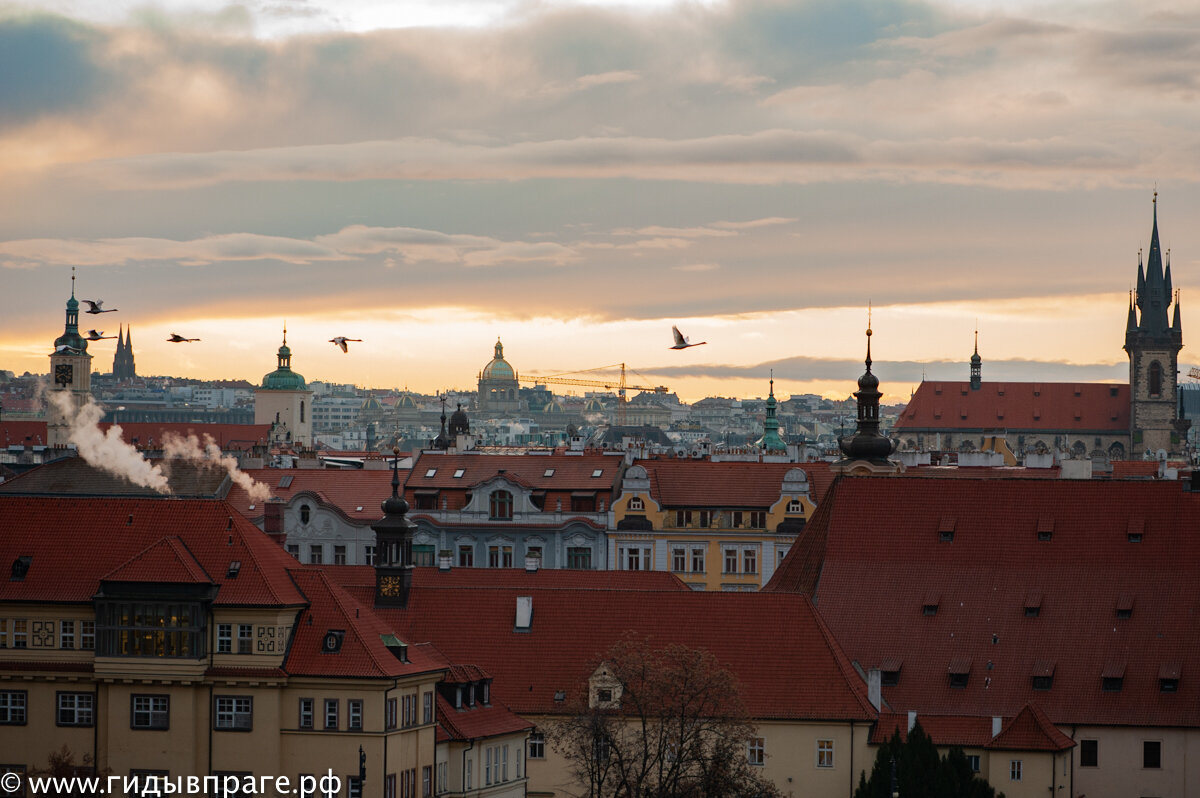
[49,393,172,493]
[161,431,272,503]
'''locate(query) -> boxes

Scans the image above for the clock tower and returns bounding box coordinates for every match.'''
[373,449,416,608]
[48,275,93,448]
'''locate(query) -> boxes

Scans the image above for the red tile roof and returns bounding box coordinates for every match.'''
[436,694,533,742]
[0,496,306,607]
[226,469,400,522]
[986,704,1075,752]
[102,537,213,584]
[765,475,1200,728]
[340,575,876,722]
[407,452,623,492]
[323,564,690,593]
[870,713,994,747]
[0,421,50,447]
[99,423,273,449]
[1110,460,1160,479]
[283,568,446,679]
[638,459,834,507]
[893,381,1129,433]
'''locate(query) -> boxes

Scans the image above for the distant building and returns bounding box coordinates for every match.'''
[253,326,313,448]
[111,324,136,381]
[895,197,1188,460]
[477,338,522,416]
[47,280,92,448]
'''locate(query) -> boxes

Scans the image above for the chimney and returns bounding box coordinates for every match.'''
[907,710,917,732]
[524,554,541,573]
[515,596,533,631]
[992,716,1003,737]
[438,551,453,571]
[867,668,882,711]
[263,499,287,546]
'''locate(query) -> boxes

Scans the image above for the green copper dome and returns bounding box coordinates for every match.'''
[54,287,88,354]
[481,338,516,381]
[261,330,306,390]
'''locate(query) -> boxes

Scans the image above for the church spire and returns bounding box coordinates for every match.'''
[836,307,896,469]
[757,371,786,453]
[969,326,982,390]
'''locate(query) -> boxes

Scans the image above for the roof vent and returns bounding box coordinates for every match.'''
[515,596,533,631]
[1127,518,1144,543]
[321,629,346,653]
[554,690,566,702]
[1037,517,1054,541]
[10,556,32,582]
[226,561,242,579]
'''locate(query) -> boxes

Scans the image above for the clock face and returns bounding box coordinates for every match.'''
[378,576,403,597]
[54,364,73,386]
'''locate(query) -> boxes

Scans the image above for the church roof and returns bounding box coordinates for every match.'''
[894,381,1129,433]
[480,338,516,382]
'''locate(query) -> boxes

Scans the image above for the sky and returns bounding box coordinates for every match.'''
[3,0,1200,404]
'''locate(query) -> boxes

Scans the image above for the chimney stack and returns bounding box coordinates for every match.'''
[907,710,917,732]
[992,716,1003,737]
[867,668,882,711]
[263,499,286,546]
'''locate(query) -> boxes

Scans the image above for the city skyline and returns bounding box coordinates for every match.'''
[3,0,1199,402]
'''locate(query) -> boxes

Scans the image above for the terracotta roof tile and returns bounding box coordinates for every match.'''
[436,694,532,741]
[102,537,213,584]
[765,475,1200,728]
[639,459,834,507]
[894,381,1128,433]
[986,704,1075,752]
[870,713,994,747]
[226,469,399,522]
[406,452,622,492]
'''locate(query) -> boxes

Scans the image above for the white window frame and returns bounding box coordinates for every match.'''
[1009,759,1022,781]
[816,739,834,768]
[748,737,765,766]
[214,696,253,731]
[528,732,546,759]
[618,543,653,571]
[59,620,75,649]
[131,694,169,730]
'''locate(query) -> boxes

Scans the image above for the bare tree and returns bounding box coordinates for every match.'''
[550,635,783,798]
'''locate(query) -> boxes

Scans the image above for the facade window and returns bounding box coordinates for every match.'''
[347,779,362,798]
[59,620,75,649]
[385,698,397,730]
[724,548,738,574]
[300,504,311,524]
[528,732,546,759]
[414,494,437,511]
[422,691,433,725]
[11,621,26,649]
[787,499,804,513]
[675,510,692,527]
[436,763,447,793]
[619,544,652,571]
[672,547,686,572]
[749,510,766,528]
[966,754,980,772]
[413,546,434,567]
[1009,759,1022,781]
[743,548,757,575]
[57,692,95,727]
[237,624,253,654]
[287,544,300,559]
[697,510,713,527]
[458,545,474,568]
[81,620,95,651]
[349,699,363,730]
[299,698,314,729]
[1144,740,1161,769]
[214,696,253,731]
[691,547,706,573]
[628,496,644,511]
[309,545,323,565]
[567,547,592,570]
[131,695,169,730]
[816,739,834,768]
[218,624,232,653]
[0,691,27,725]
[0,765,25,798]
[96,602,204,658]
[488,545,514,568]
[334,545,347,565]
[489,491,514,520]
[422,766,431,797]
[1102,676,1123,692]
[324,699,338,730]
[1080,739,1097,767]
[1149,361,1163,397]
[465,760,472,791]
[748,738,764,766]
[384,774,396,798]
[364,545,376,566]
[571,495,597,512]
[485,748,493,786]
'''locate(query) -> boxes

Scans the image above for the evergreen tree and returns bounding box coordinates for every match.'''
[853,723,1001,798]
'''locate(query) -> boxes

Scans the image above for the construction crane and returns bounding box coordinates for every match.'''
[519,363,668,426]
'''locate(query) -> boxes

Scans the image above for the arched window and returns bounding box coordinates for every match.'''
[489,490,513,520]
[1149,361,1163,398]
[300,504,311,524]
[1108,441,1126,460]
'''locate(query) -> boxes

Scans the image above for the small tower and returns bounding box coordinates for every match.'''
[48,271,93,448]
[1124,193,1188,455]
[430,396,450,450]
[254,325,314,447]
[969,329,982,391]
[374,449,416,608]
[832,311,901,475]
[756,373,787,454]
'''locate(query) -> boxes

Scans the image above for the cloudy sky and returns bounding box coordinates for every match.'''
[3,0,1199,402]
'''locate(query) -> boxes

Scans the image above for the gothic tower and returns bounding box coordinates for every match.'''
[832,312,901,475]
[374,450,416,608]
[112,325,137,381]
[969,330,981,391]
[48,273,93,447]
[1124,193,1188,456]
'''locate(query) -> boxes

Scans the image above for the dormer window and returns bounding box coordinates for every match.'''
[1024,593,1042,618]
[299,504,311,525]
[1037,518,1054,542]
[1115,595,1134,620]
[922,592,940,616]
[948,659,971,689]
[628,496,644,511]
[787,500,803,513]
[10,556,31,582]
[321,630,345,654]
[489,490,513,520]
[1102,662,1125,692]
[1159,663,1181,693]
[1127,519,1144,543]
[1032,661,1055,691]
[226,561,241,579]
[937,516,955,543]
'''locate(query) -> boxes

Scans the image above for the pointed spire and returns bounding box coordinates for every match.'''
[1127,290,1138,334]
[1165,248,1172,297]
[1174,289,1182,333]
[969,326,982,390]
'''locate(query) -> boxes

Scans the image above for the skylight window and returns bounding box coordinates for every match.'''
[544,468,556,477]
[278,475,293,488]
[425,468,437,478]
[454,469,465,478]
[227,561,241,579]
[591,469,603,478]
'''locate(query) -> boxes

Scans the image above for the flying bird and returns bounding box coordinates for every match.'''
[84,330,117,341]
[670,325,707,350]
[81,300,117,314]
[167,333,200,343]
[329,336,362,353]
